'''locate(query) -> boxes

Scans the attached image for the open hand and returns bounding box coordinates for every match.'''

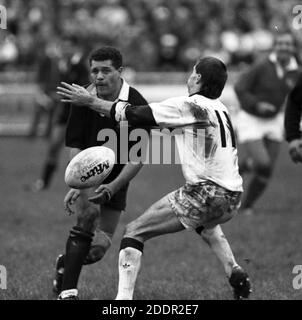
[63,188,81,215]
[88,184,113,205]
[57,82,93,106]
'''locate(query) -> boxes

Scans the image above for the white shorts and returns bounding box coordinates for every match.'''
[235,110,284,143]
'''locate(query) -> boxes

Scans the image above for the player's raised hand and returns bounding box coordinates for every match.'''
[289,139,302,164]
[64,188,81,215]
[88,184,113,205]
[57,82,93,106]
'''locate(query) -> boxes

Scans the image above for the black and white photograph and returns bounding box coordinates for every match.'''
[0,0,302,308]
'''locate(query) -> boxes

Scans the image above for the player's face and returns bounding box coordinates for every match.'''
[274,34,295,62]
[90,60,122,99]
[187,66,201,95]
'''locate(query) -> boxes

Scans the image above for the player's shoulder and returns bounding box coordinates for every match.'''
[128,86,148,106]
[189,94,219,107]
[152,95,189,109]
[192,94,230,113]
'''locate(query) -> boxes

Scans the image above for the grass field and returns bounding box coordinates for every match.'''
[0,136,302,300]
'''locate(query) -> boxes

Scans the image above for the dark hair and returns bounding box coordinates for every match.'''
[195,57,228,99]
[89,46,123,69]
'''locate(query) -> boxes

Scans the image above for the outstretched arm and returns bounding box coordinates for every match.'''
[57,82,209,128]
[57,82,156,126]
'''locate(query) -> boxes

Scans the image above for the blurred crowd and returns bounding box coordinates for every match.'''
[0,0,301,72]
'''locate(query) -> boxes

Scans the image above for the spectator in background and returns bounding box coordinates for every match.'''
[234,30,300,215]
[31,35,89,192]
[157,33,182,71]
[27,38,61,138]
[1,0,302,71]
[0,30,18,70]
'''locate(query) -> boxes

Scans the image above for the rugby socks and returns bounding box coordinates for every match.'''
[241,175,267,209]
[115,237,144,300]
[61,226,93,291]
[200,226,238,277]
[41,161,57,188]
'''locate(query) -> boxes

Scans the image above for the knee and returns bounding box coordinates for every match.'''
[83,231,112,265]
[200,226,223,245]
[200,228,215,244]
[77,206,99,232]
[94,231,112,252]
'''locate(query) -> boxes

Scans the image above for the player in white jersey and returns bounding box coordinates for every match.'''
[150,94,243,192]
[57,57,251,300]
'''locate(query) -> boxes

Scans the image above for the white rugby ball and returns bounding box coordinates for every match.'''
[65,146,115,189]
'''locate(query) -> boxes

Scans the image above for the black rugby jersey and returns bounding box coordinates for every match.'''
[285,73,302,142]
[65,80,148,183]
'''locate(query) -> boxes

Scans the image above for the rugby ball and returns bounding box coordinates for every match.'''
[65,146,115,189]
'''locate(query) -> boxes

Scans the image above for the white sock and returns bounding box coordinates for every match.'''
[201,225,238,277]
[115,247,142,300]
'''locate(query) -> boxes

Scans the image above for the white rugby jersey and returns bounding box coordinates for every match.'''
[151,94,242,192]
[113,93,243,192]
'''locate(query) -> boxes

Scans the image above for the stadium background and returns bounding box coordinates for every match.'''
[0,0,302,300]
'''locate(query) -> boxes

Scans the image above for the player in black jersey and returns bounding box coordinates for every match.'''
[285,73,302,163]
[54,46,148,300]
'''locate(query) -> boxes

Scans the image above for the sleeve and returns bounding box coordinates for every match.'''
[149,97,190,127]
[111,96,209,128]
[128,87,148,106]
[234,61,263,116]
[65,105,87,149]
[111,101,157,127]
[284,75,302,142]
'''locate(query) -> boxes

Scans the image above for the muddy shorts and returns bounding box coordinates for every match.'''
[168,181,242,230]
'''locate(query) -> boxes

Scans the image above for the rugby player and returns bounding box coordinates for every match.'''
[54,46,148,300]
[58,57,252,300]
[285,72,302,163]
[234,30,300,215]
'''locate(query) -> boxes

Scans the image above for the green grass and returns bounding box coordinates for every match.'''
[0,137,302,300]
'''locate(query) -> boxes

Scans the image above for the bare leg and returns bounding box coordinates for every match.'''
[200,225,238,277]
[116,195,184,300]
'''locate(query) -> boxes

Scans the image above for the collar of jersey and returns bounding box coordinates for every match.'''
[86,78,130,102]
